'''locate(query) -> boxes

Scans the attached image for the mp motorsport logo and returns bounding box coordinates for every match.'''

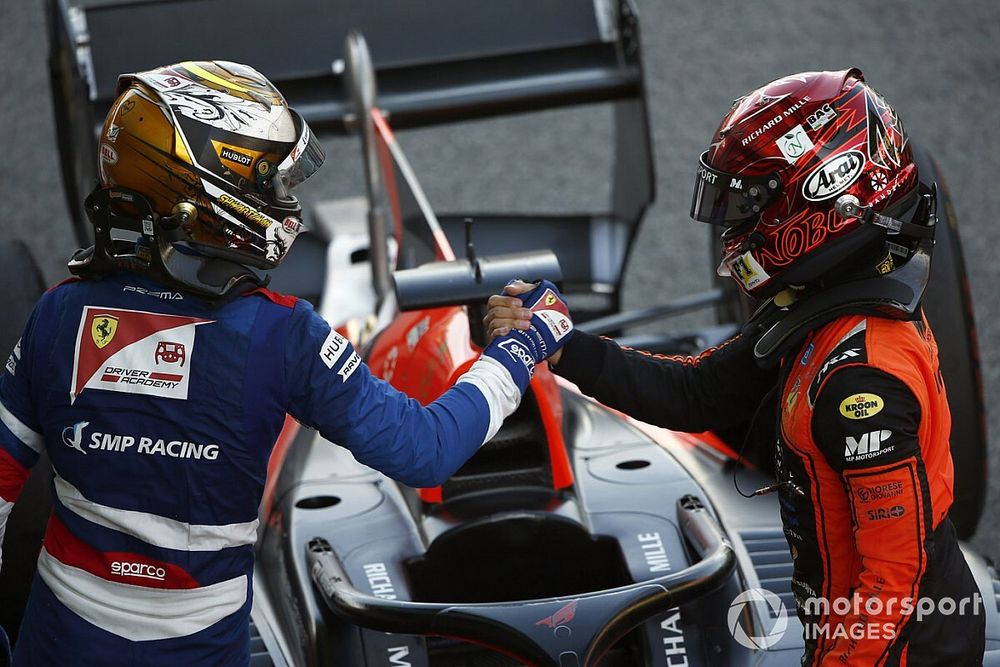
[728,587,788,649]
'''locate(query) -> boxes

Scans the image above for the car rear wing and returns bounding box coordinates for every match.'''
[49,0,647,131]
[48,0,655,296]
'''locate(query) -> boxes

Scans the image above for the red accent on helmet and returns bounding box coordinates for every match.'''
[691,69,918,298]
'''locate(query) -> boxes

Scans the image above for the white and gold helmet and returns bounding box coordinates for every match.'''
[93,60,324,271]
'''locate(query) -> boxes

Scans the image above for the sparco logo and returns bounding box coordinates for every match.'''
[111,561,166,581]
[497,338,535,375]
[802,150,865,201]
[220,147,253,166]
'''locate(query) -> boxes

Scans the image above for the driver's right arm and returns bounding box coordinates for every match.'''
[551,330,777,433]
[485,282,777,433]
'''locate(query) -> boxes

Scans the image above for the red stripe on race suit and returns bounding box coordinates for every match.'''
[46,276,82,293]
[0,447,29,502]
[148,372,183,381]
[242,287,299,309]
[43,514,200,589]
[100,374,119,383]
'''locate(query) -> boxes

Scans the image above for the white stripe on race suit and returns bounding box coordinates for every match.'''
[0,398,43,453]
[0,499,12,571]
[54,476,258,551]
[38,548,248,641]
[834,318,867,347]
[456,355,522,445]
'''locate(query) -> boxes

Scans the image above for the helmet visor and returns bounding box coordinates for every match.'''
[276,110,325,189]
[690,151,782,227]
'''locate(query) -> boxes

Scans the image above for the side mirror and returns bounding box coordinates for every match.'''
[393,250,562,311]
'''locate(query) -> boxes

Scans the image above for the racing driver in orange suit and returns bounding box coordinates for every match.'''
[486,69,985,665]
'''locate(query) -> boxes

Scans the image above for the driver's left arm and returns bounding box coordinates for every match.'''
[0,297,49,575]
[811,365,935,665]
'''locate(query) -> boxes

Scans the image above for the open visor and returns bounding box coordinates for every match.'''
[276,109,326,189]
[690,151,782,227]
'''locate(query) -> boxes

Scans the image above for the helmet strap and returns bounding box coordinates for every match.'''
[743,247,929,367]
[835,187,936,243]
[71,185,268,302]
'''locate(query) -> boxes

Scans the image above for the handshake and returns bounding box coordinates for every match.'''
[480,280,574,391]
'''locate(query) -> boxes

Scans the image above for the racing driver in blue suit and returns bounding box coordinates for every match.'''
[0,61,572,666]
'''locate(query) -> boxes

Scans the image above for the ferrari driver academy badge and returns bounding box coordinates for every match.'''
[71,306,213,404]
[530,288,572,342]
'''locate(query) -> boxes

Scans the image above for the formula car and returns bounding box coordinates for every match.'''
[1,1,996,665]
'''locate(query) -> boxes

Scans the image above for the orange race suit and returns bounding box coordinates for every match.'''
[552,311,985,666]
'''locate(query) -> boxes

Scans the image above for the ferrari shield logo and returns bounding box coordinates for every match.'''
[91,315,119,349]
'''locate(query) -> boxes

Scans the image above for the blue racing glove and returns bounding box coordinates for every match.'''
[482,280,573,392]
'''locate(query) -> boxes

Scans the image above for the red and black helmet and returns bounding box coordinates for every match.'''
[691,69,918,298]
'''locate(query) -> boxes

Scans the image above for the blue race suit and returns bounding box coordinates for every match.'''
[0,270,522,666]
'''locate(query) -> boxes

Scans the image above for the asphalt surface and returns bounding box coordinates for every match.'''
[2,2,998,559]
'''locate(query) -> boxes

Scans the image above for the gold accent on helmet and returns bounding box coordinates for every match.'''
[176,61,283,107]
[181,62,255,94]
[210,140,260,180]
[170,202,198,227]
[97,61,321,269]
[174,129,192,165]
[100,83,203,217]
[216,193,275,229]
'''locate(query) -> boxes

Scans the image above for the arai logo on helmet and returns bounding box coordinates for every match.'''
[802,150,866,202]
